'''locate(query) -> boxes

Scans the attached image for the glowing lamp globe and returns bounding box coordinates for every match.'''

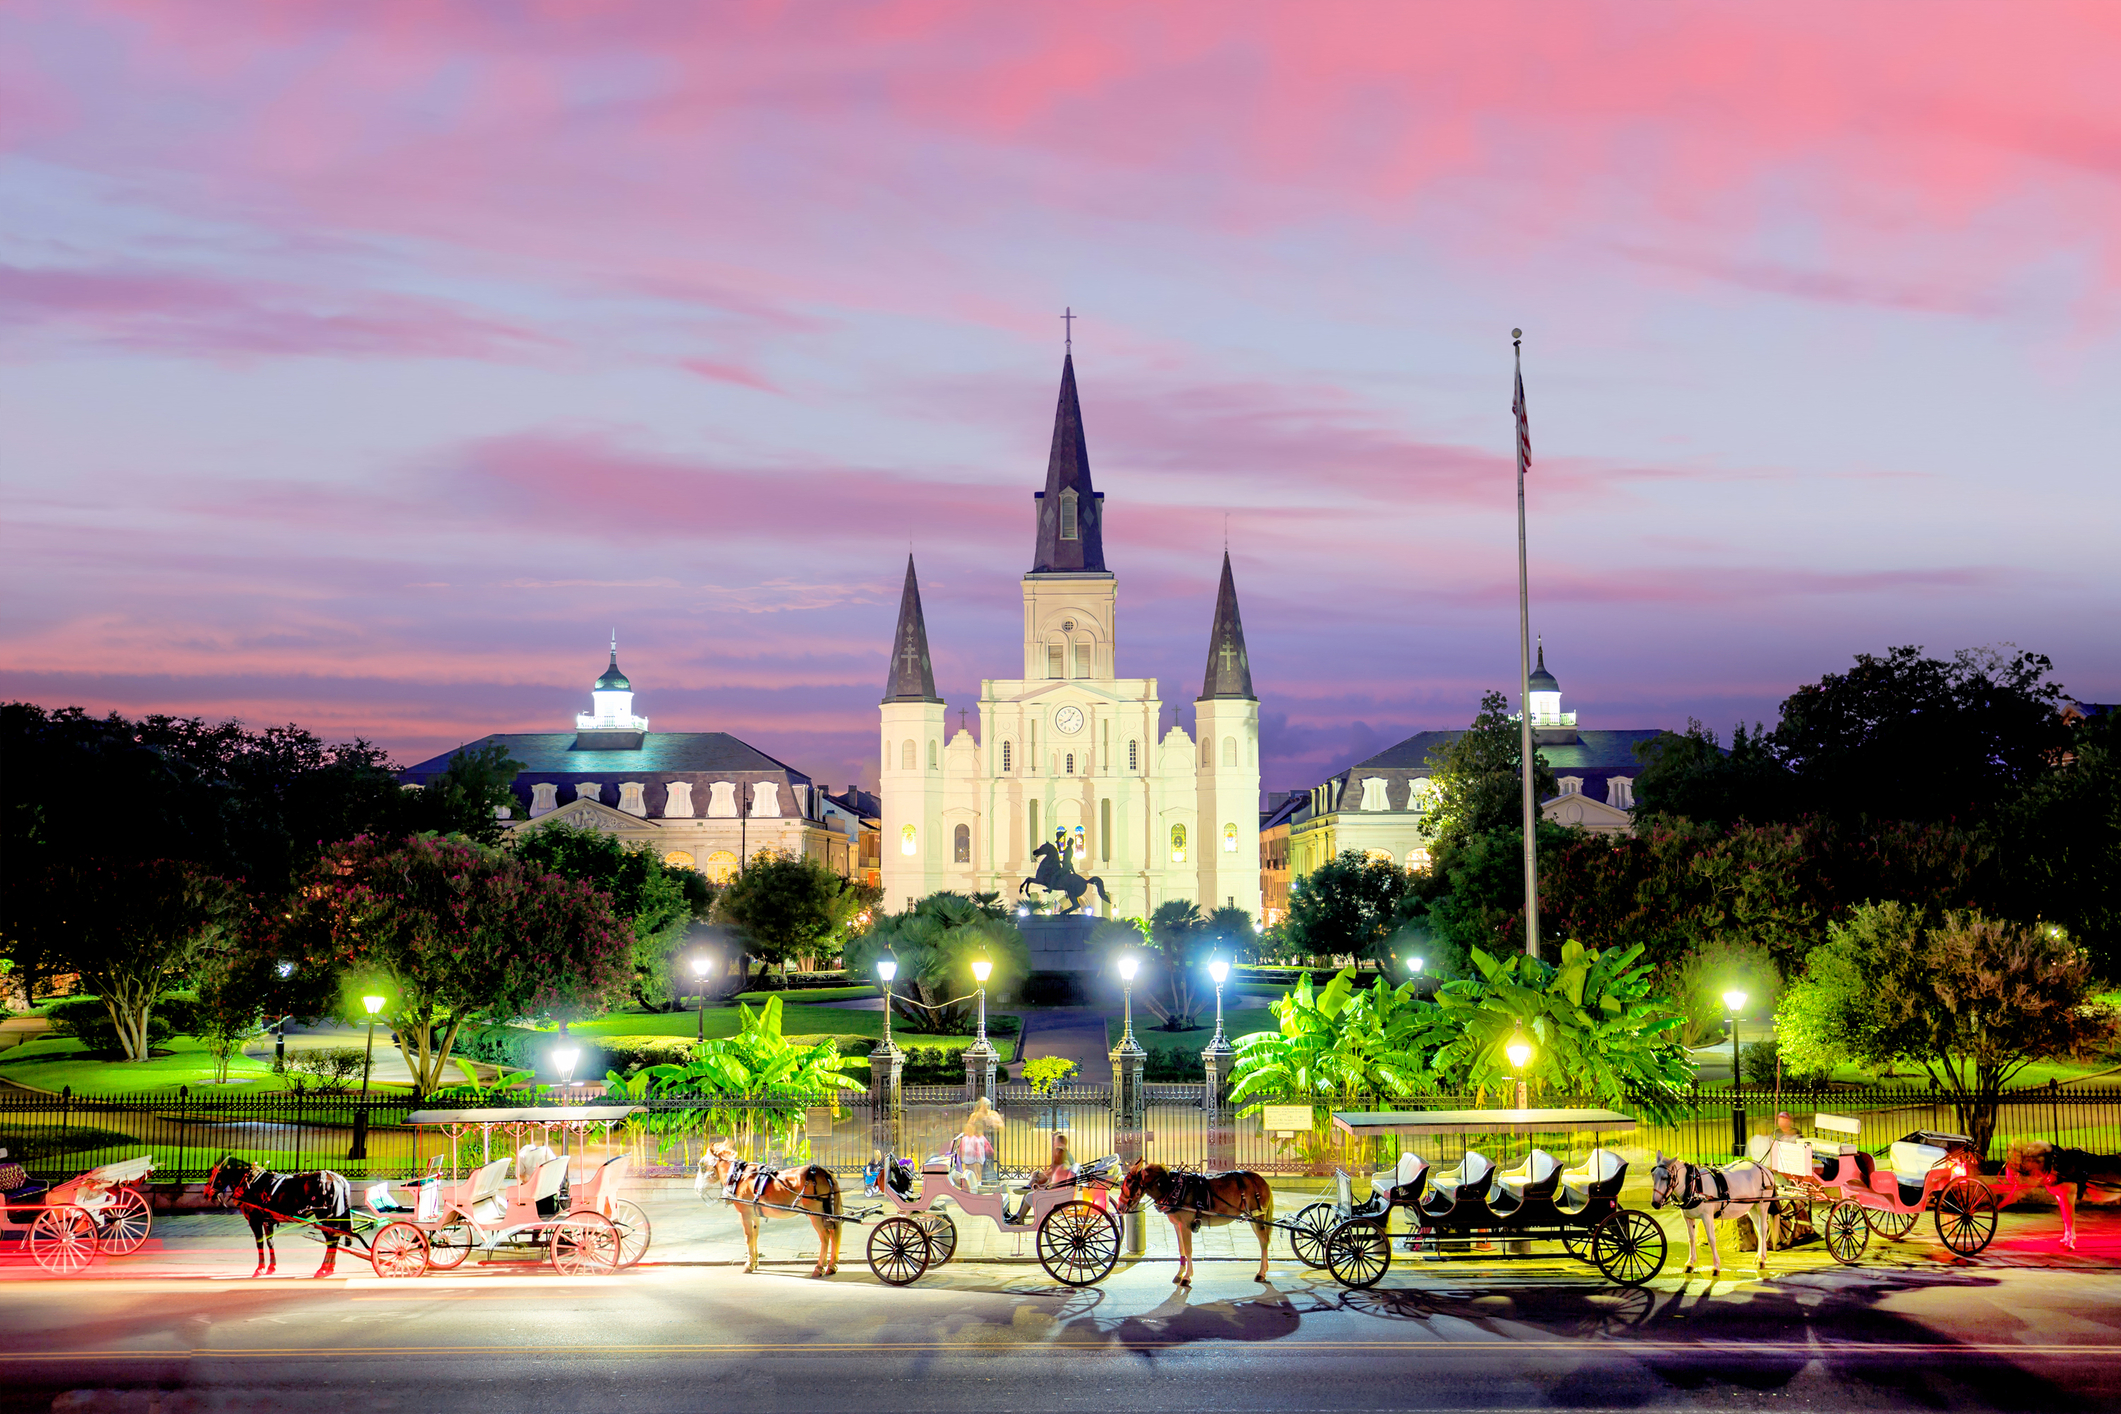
[361,994,386,1017]
[1117,954,1139,982]
[553,1046,580,1082]
[1504,1035,1532,1071]
[1409,956,1425,974]
[877,958,897,984]
[1722,989,1747,1014]
[971,957,992,984]
[1208,958,1229,986]
[691,954,712,978]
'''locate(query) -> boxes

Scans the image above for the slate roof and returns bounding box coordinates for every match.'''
[401,732,806,780]
[882,555,943,704]
[1301,727,1669,815]
[1199,550,1256,701]
[1029,354,1107,573]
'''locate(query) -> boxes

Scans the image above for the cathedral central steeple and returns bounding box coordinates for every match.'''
[1030,354,1107,573]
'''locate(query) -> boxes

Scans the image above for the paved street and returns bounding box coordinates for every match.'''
[3,1190,2116,1412]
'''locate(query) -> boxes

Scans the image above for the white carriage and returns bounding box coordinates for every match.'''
[865,1148,1125,1287]
[0,1153,156,1274]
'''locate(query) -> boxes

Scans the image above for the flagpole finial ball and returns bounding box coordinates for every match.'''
[1512,328,1522,340]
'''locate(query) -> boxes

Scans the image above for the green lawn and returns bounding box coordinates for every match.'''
[1106,1008,1277,1055]
[0,1034,410,1098]
[731,986,877,1004]
[572,1004,1022,1057]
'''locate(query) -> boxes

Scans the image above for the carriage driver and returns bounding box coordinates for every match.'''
[1004,1132,1075,1223]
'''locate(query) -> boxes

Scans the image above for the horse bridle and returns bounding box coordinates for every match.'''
[1656,1157,1759,1218]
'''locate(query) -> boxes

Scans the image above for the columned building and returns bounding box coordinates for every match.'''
[878,354,1263,919]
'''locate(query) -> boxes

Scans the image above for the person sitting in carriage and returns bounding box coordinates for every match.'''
[1003,1133,1074,1224]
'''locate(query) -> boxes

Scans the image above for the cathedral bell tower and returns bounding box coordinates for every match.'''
[1193,551,1260,918]
[880,555,947,910]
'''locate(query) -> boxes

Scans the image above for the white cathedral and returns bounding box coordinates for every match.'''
[878,354,1262,921]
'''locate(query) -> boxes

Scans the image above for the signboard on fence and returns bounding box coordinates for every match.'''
[803,1108,833,1137]
[1261,1105,1312,1135]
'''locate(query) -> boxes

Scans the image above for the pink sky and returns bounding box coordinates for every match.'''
[3,2,2117,794]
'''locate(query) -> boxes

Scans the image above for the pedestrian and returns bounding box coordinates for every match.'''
[960,1096,1004,1188]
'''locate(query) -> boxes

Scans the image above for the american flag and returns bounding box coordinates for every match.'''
[1512,361,1532,472]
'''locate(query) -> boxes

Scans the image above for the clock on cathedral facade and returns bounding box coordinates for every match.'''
[878,353,1262,921]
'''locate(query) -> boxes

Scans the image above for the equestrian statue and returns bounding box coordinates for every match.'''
[1020,830,1108,916]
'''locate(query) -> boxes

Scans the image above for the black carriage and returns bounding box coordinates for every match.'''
[1301,1108,1666,1288]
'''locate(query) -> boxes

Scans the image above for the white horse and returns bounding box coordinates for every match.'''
[1649,1151,1776,1277]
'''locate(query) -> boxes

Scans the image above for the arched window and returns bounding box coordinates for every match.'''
[704,850,740,884]
[928,739,938,770]
[1065,752,1075,774]
[1100,797,1112,861]
[1407,848,1432,873]
[1001,740,1013,773]
[1170,824,1188,863]
[1201,739,1211,767]
[900,824,917,856]
[1222,736,1237,768]
[1128,739,1139,772]
[1059,487,1079,540]
[663,850,696,870]
[953,823,971,864]
[901,739,915,770]
[1222,823,1238,853]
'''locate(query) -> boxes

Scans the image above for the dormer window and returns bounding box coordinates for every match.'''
[1359,777,1388,811]
[1059,488,1079,540]
[530,783,559,817]
[1607,776,1636,809]
[618,782,647,816]
[1558,776,1583,797]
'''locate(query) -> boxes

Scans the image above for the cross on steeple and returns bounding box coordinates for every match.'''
[899,632,922,677]
[1061,306,1075,353]
[1220,638,1237,673]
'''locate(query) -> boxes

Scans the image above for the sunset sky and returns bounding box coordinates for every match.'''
[4,2,2117,796]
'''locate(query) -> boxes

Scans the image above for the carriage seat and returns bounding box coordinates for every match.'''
[1558,1148,1626,1209]
[1372,1152,1428,1202]
[1816,1148,1876,1189]
[1487,1150,1561,1215]
[570,1153,628,1215]
[456,1157,514,1225]
[1419,1151,1494,1215]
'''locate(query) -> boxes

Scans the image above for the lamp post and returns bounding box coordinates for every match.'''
[972,956,992,1044]
[351,993,385,1160]
[1111,952,1148,1255]
[878,956,898,1050]
[1202,957,1235,1170]
[692,953,714,1042]
[1723,988,1748,1156]
[1117,953,1140,1050]
[1505,1027,1533,1112]
[1207,956,1230,1049]
[872,954,904,1159]
[963,956,998,1103]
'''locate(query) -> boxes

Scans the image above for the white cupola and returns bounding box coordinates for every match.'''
[576,633,649,731]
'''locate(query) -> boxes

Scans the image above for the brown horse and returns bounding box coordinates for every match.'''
[1118,1160,1274,1285]
[697,1142,844,1277]
[2001,1141,2121,1249]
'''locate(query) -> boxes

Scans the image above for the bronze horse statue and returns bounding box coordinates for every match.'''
[1020,840,1107,916]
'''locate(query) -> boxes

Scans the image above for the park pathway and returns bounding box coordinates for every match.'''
[1016,1007,1114,1083]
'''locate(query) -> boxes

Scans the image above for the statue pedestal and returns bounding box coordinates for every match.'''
[1018,914,1105,973]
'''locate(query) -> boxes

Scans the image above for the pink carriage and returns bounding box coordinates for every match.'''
[1756,1112,1997,1263]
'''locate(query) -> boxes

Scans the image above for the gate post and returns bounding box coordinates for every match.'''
[1112,1032,1148,1257]
[1201,1037,1236,1172]
[962,1035,999,1107]
[870,1037,904,1162]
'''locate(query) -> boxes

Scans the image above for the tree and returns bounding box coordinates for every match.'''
[1633,718,1796,829]
[1771,645,2070,826]
[714,850,866,981]
[1284,850,1409,965]
[511,822,712,1007]
[844,892,1027,1032]
[12,859,240,1061]
[401,740,524,846]
[1428,940,1692,1121]
[1776,903,2118,1154]
[1421,690,1558,852]
[1228,969,1438,1108]
[623,994,864,1158]
[275,834,633,1091]
[1992,709,2120,978]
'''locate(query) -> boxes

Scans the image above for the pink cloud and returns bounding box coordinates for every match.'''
[0,264,551,360]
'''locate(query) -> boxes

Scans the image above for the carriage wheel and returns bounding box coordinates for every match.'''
[1590,1209,1666,1287]
[1561,1230,1589,1262]
[1822,1200,1871,1265]
[610,1200,653,1269]
[29,1206,99,1275]
[1933,1178,1998,1257]
[1864,1206,1919,1241]
[1036,1200,1120,1287]
[552,1212,621,1274]
[1287,1202,1337,1269]
[369,1221,430,1278]
[914,1211,957,1267]
[424,1219,477,1270]
[97,1188,153,1256]
[867,1217,931,1287]
[1324,1220,1391,1290]
[1773,1199,1811,1250]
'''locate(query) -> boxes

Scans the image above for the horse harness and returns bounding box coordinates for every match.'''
[1669,1159,1772,1220]
[1151,1168,1254,1232]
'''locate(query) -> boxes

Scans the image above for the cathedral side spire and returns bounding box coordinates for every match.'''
[1030,353,1106,573]
[883,554,943,704]
[1198,550,1255,701]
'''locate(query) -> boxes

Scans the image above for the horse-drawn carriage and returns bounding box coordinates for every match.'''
[1311,1109,1666,1288]
[0,1153,155,1274]
[1755,1113,1997,1263]
[867,1148,1124,1287]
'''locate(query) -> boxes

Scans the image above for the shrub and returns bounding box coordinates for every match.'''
[598,1036,699,1080]
[47,996,174,1057]
[1143,1048,1201,1082]
[281,1047,366,1092]
[455,1024,554,1071]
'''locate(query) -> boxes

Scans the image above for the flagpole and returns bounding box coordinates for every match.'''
[1513,328,1540,961]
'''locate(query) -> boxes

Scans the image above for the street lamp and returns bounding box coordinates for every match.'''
[1117,952,1140,1050]
[1207,956,1230,1048]
[350,993,386,1161]
[1504,1026,1533,1111]
[692,953,714,1042]
[970,956,992,1045]
[878,955,898,1050]
[554,1044,580,1106]
[1723,988,1748,1156]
